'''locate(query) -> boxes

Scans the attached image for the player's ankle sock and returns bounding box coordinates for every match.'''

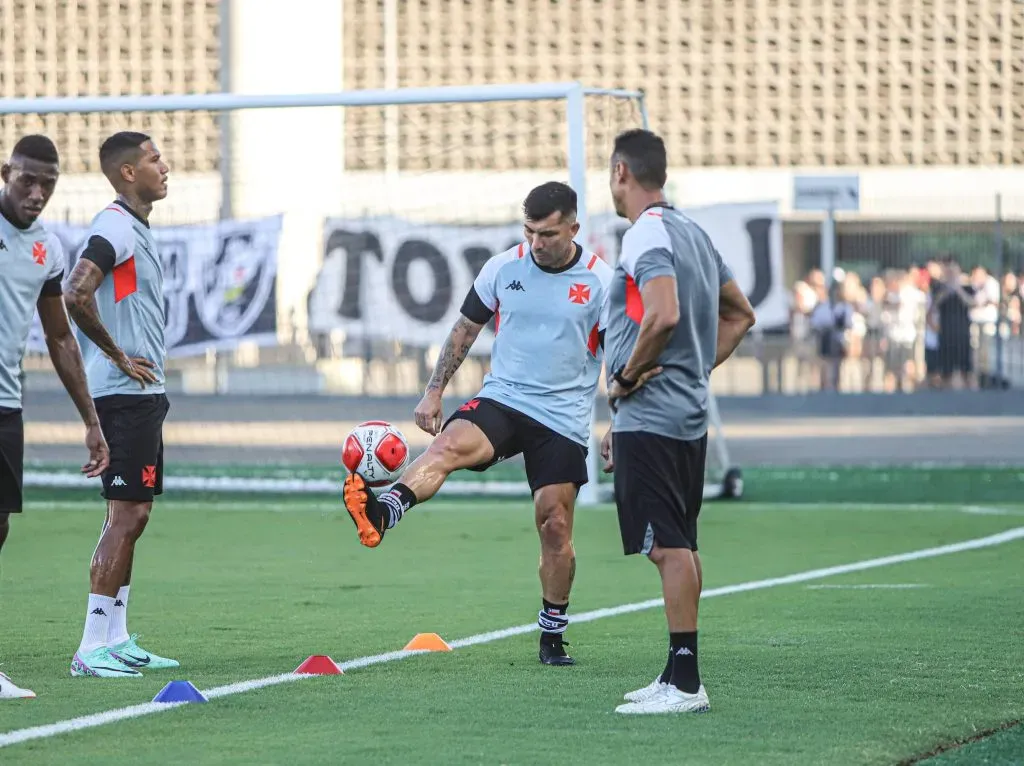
[78,594,115,654]
[107,585,131,646]
[668,631,700,693]
[538,599,569,641]
[379,483,417,530]
[658,646,673,684]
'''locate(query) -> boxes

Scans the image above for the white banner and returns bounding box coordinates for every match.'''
[308,201,786,350]
[28,215,282,358]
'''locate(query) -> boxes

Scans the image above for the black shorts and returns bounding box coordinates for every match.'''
[444,397,589,494]
[94,394,170,502]
[0,407,24,514]
[613,431,707,555]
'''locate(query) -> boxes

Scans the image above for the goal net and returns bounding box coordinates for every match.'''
[6,83,741,504]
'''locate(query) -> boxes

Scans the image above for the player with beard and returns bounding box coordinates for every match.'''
[0,135,109,698]
[342,181,657,666]
[64,132,177,678]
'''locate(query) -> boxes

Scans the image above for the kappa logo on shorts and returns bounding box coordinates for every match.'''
[142,465,157,488]
[458,399,481,412]
[110,476,127,487]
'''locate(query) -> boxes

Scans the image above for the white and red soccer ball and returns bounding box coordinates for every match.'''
[341,421,410,488]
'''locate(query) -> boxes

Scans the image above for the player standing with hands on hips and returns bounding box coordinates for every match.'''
[601,129,756,714]
[64,132,179,678]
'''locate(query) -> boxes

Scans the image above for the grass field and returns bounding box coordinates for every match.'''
[2,481,1023,765]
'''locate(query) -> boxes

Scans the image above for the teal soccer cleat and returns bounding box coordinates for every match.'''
[109,634,180,670]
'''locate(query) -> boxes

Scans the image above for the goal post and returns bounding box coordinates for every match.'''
[3,81,741,505]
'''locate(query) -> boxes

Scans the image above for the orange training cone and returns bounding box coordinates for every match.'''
[403,633,452,652]
[294,655,344,675]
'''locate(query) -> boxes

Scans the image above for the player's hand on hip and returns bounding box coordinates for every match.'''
[607,365,663,407]
[82,424,110,478]
[115,353,159,387]
[600,427,614,473]
[414,390,444,436]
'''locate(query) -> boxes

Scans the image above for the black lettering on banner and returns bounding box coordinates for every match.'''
[461,245,501,333]
[461,246,492,279]
[744,218,773,310]
[391,239,452,324]
[325,229,384,319]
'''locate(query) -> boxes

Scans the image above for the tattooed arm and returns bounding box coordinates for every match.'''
[64,259,121,360]
[414,315,486,435]
[426,315,485,394]
[64,255,158,387]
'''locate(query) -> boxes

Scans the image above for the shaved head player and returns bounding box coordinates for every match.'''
[0,135,109,698]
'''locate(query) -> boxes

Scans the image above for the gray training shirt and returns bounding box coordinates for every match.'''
[77,201,166,398]
[605,204,734,441]
[0,207,65,409]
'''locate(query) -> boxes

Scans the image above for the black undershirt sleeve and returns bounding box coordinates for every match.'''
[79,235,117,276]
[459,285,495,324]
[39,274,64,297]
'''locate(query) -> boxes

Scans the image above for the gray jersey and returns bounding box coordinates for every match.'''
[0,209,65,408]
[605,205,733,441]
[77,202,166,398]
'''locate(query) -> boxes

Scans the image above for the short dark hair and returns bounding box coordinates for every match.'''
[11,134,60,165]
[523,181,577,222]
[612,129,668,190]
[99,131,151,177]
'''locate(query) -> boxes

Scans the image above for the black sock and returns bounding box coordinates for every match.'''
[538,599,568,643]
[379,483,418,530]
[668,631,700,693]
[658,647,673,684]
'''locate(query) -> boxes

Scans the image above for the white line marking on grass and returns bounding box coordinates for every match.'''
[2,525,1022,750]
[805,583,930,590]
[741,503,1024,515]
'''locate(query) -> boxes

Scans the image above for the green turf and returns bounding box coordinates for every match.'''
[918,723,1024,765]
[1,494,1022,765]
[24,463,1024,506]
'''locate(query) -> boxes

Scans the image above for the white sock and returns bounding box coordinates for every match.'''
[107,585,130,646]
[78,594,115,655]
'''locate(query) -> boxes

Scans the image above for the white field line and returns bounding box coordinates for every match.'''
[805,583,930,590]
[1,525,1022,750]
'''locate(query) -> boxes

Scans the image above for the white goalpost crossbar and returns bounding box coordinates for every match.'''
[9,81,738,504]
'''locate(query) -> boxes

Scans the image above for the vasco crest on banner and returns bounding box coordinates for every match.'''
[27,215,282,358]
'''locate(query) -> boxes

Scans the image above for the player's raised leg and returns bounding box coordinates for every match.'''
[344,310,492,547]
[343,405,503,548]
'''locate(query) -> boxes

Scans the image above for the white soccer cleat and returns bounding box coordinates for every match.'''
[0,669,36,699]
[623,678,667,703]
[615,684,710,715]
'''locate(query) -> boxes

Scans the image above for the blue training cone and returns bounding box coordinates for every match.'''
[152,680,208,704]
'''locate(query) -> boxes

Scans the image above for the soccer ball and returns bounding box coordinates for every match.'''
[341,421,410,489]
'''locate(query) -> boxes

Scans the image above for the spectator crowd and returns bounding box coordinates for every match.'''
[789,259,1023,392]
